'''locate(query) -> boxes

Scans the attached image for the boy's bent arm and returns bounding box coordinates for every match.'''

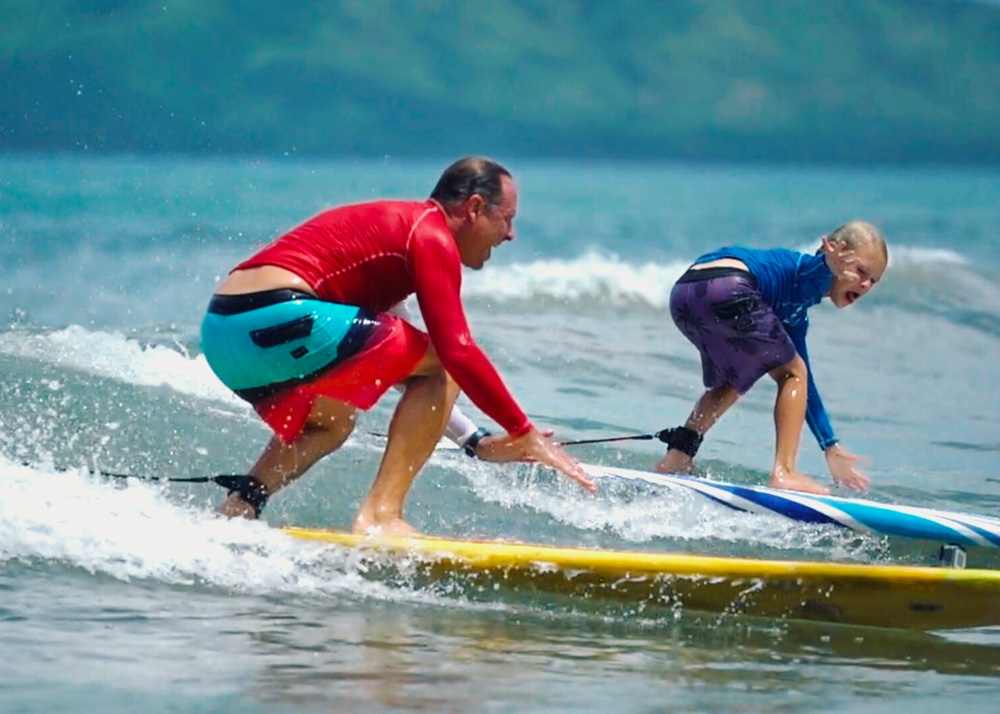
[786,320,837,449]
[788,321,870,490]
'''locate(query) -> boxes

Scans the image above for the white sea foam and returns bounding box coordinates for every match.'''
[877,245,966,266]
[0,325,239,406]
[458,459,878,559]
[465,250,691,308]
[0,458,475,607]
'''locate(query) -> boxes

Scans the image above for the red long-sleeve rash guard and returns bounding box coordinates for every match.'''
[235,200,533,437]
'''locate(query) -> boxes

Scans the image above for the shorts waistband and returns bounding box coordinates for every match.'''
[677,266,757,288]
[208,289,316,316]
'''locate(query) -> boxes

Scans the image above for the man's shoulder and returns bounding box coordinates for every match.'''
[321,199,450,243]
[406,203,455,250]
[325,198,436,220]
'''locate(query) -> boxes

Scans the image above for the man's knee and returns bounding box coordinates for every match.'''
[305,397,358,436]
[402,367,457,394]
[442,371,460,403]
[399,370,460,417]
[410,342,445,377]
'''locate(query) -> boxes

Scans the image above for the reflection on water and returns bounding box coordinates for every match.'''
[236,596,1000,711]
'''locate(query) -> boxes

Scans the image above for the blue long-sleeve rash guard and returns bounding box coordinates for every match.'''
[694,246,838,450]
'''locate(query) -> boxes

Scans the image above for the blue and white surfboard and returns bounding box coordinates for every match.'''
[582,464,1000,548]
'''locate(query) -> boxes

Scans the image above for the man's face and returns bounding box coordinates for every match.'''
[461,175,518,270]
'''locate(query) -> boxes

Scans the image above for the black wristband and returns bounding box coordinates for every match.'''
[463,427,492,458]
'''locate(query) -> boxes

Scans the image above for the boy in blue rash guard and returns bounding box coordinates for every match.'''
[655,221,888,495]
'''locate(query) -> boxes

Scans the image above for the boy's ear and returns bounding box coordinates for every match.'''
[821,236,845,254]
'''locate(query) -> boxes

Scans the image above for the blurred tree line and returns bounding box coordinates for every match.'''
[2,0,999,163]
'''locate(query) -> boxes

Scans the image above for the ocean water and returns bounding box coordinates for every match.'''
[2,154,1000,713]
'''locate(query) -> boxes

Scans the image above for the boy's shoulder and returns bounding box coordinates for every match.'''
[754,247,828,272]
[710,245,809,268]
[696,246,828,281]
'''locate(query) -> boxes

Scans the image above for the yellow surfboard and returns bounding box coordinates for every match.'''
[282,527,1000,631]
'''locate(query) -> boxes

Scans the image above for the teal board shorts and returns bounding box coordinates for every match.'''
[200,289,429,442]
[200,289,379,400]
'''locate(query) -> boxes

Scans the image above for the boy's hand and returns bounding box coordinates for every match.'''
[825,443,870,491]
[822,237,861,283]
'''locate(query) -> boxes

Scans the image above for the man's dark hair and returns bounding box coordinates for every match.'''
[430,157,511,212]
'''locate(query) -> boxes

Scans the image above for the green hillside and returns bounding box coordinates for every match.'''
[3,0,1000,163]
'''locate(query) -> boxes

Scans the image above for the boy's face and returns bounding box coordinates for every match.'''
[827,240,887,308]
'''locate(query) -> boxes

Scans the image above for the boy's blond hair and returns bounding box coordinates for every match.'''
[826,221,888,262]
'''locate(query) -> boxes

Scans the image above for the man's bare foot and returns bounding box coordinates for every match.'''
[769,468,830,495]
[654,450,695,475]
[218,493,258,519]
[352,513,416,537]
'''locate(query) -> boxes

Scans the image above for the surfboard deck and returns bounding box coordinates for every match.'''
[580,463,1000,548]
[282,526,1000,631]
[407,436,1000,547]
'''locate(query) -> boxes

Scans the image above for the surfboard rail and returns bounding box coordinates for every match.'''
[283,527,1000,631]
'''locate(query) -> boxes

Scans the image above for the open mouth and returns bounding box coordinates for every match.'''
[846,291,860,304]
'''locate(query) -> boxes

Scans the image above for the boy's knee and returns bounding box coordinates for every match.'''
[769,355,807,383]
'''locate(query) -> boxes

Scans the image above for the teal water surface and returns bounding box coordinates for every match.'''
[2,155,1000,713]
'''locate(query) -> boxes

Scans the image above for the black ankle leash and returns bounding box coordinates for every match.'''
[654,426,703,458]
[216,475,270,517]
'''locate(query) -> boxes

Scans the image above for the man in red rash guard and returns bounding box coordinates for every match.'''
[200,157,595,535]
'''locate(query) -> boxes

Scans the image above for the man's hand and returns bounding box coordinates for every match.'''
[825,443,870,491]
[489,428,597,492]
[474,429,552,463]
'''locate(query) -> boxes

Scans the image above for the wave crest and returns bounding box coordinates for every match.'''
[466,250,690,308]
[466,244,976,309]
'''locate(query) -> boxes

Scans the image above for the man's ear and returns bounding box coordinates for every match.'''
[464,194,485,222]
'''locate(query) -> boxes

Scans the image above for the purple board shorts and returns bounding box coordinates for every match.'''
[669,267,796,393]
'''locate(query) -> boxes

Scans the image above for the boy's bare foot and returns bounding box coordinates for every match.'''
[769,467,830,495]
[653,450,695,475]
